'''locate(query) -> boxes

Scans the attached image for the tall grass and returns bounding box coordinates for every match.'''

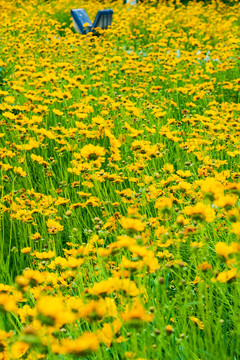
[0,0,239,359]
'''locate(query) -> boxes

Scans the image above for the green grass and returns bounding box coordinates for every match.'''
[0,0,240,359]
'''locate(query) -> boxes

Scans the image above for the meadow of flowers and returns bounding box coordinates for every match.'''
[0,0,240,358]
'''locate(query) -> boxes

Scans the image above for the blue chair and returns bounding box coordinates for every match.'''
[92,10,113,31]
[71,9,113,35]
[71,9,92,34]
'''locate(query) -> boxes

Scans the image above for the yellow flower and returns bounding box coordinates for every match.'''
[190,316,204,330]
[119,217,146,233]
[52,109,63,116]
[11,341,29,359]
[46,219,63,233]
[31,154,49,167]
[31,251,55,260]
[163,163,174,173]
[80,144,105,162]
[215,242,238,259]
[176,170,192,178]
[214,268,237,283]
[214,195,237,209]
[30,232,41,240]
[88,278,140,297]
[165,325,174,334]
[47,257,68,271]
[197,262,213,271]
[121,301,153,324]
[231,222,240,237]
[155,197,172,210]
[37,296,75,326]
[184,202,215,222]
[96,319,121,348]
[0,294,17,313]
[3,111,16,120]
[53,333,99,355]
[13,166,27,177]
[21,247,31,254]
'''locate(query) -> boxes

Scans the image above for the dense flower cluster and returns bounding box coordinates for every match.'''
[0,0,240,359]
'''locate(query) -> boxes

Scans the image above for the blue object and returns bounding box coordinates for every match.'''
[71,9,92,34]
[93,10,113,30]
[71,9,113,35]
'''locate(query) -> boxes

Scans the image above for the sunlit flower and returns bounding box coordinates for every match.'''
[119,217,146,233]
[190,316,204,330]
